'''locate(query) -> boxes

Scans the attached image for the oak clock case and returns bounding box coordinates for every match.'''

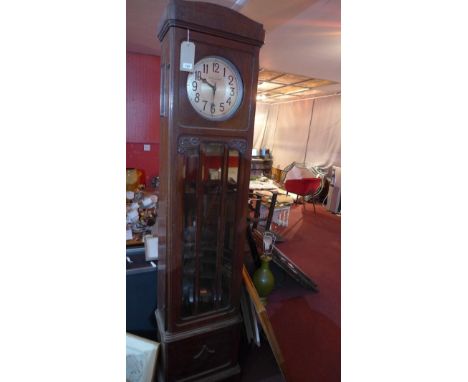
[157,1,264,381]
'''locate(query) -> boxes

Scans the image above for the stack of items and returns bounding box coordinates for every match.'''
[257,192,294,228]
[126,191,158,242]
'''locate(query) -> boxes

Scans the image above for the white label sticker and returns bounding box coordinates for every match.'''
[180,41,195,72]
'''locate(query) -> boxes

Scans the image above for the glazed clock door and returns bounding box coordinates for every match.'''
[180,139,241,321]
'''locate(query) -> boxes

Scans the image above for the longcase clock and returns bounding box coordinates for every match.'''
[156,1,264,381]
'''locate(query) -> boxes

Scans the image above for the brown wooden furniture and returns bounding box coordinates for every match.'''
[156,1,264,381]
[250,157,273,178]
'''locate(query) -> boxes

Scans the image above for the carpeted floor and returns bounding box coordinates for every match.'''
[266,202,341,382]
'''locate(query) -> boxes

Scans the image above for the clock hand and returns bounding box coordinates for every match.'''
[200,77,217,104]
[200,76,215,91]
[212,81,217,100]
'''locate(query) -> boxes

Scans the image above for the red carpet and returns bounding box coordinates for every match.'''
[267,203,340,382]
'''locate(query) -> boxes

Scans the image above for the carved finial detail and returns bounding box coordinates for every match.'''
[228,139,247,154]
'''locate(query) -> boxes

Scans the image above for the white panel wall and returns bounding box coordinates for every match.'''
[253,95,341,170]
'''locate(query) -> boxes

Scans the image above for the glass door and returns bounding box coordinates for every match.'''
[180,141,241,319]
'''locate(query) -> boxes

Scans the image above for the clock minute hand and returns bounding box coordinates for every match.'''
[210,82,217,113]
[212,81,217,100]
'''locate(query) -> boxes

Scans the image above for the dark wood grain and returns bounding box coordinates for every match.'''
[156,1,264,380]
[158,0,265,47]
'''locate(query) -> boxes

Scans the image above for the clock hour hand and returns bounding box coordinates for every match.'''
[200,76,215,91]
[200,76,217,102]
[202,77,217,95]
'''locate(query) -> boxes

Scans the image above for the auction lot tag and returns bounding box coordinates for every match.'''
[180,41,195,72]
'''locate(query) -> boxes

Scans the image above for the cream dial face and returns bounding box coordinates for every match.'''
[186,56,243,121]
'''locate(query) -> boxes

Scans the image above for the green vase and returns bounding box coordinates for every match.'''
[253,258,275,305]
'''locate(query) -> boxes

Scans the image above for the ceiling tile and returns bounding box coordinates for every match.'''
[257,82,284,92]
[262,92,282,98]
[258,70,284,81]
[272,94,299,100]
[295,88,322,96]
[270,73,310,84]
[273,85,308,95]
[295,79,336,88]
[256,67,340,103]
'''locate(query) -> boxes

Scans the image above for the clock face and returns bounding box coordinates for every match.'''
[186,56,243,121]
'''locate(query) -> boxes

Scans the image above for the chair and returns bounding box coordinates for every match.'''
[284,177,322,214]
[281,162,324,214]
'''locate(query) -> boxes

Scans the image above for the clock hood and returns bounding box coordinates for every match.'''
[157,0,265,47]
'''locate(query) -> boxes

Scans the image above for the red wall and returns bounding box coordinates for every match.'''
[126,52,161,187]
[126,143,160,186]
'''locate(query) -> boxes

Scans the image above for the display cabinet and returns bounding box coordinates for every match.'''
[156,1,264,381]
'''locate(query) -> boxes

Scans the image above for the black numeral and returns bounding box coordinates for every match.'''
[226,97,231,105]
[192,81,197,91]
[202,100,208,110]
[219,102,225,112]
[230,87,235,96]
[196,71,201,80]
[211,104,216,114]
[195,93,200,102]
[203,64,208,74]
[212,63,219,73]
[223,67,226,77]
[228,75,234,85]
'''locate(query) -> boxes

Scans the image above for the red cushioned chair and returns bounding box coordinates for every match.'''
[284,177,322,214]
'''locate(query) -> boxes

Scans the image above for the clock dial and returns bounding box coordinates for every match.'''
[186,56,243,121]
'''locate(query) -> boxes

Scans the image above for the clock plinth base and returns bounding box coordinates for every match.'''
[156,364,241,382]
[156,309,242,382]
